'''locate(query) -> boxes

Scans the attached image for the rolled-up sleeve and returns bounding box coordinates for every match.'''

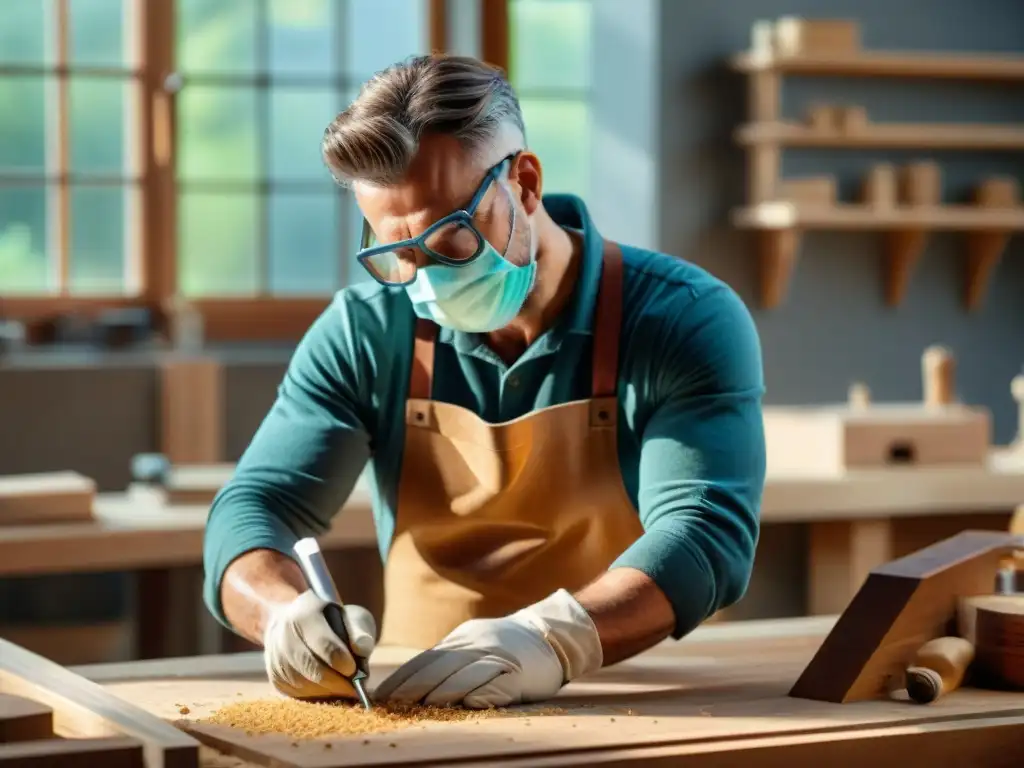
[611,285,765,639]
[203,295,374,628]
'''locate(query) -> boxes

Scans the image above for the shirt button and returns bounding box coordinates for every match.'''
[507,375,520,388]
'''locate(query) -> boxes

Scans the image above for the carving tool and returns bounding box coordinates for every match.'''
[294,537,373,710]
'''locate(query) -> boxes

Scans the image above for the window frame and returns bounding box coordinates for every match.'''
[1,0,452,342]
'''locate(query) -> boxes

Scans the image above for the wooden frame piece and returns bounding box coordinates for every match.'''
[790,530,1024,703]
[0,638,198,768]
[159,357,225,465]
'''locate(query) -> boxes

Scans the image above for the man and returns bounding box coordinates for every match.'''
[203,54,765,710]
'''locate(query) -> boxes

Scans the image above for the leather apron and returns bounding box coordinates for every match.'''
[378,240,645,649]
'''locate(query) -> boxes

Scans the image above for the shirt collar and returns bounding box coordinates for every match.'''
[440,193,605,355]
[541,193,604,336]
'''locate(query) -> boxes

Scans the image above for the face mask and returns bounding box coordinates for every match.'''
[404,227,537,333]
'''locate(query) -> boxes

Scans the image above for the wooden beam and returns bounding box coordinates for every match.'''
[0,639,198,768]
[480,0,509,72]
[429,0,447,53]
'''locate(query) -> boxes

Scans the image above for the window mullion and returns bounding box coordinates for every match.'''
[54,0,71,295]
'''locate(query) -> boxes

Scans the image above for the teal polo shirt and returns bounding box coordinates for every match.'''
[203,194,766,640]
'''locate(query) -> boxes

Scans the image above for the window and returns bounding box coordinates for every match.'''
[0,0,426,340]
[0,0,139,299]
[507,0,592,199]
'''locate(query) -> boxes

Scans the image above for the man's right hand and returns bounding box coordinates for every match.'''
[263,590,377,700]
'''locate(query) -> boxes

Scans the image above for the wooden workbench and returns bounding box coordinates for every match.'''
[70,615,1024,767]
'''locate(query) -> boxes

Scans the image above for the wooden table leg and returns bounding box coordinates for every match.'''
[808,518,893,615]
[134,568,171,659]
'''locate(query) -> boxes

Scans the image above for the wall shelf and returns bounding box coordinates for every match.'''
[733,203,1024,310]
[736,122,1024,150]
[732,51,1024,80]
[731,19,1024,311]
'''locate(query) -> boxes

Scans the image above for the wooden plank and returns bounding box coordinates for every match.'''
[444,715,1024,767]
[0,638,199,768]
[0,736,144,767]
[0,473,94,526]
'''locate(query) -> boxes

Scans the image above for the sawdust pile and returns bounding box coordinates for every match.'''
[203,698,564,739]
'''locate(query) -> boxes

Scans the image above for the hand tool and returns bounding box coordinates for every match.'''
[293,537,373,710]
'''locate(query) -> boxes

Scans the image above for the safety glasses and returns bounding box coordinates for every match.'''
[356,153,518,286]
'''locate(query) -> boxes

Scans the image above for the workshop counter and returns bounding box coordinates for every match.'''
[71,615,1024,767]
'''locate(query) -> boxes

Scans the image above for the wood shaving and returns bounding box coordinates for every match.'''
[202,698,565,739]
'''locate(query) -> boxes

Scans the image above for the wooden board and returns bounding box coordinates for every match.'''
[160,358,224,466]
[0,472,94,526]
[0,638,199,768]
[90,620,1024,768]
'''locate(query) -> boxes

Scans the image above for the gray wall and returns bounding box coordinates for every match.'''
[657,0,1024,443]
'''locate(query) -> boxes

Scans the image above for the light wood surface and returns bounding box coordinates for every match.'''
[0,471,95,526]
[74,616,1024,767]
[732,51,1024,80]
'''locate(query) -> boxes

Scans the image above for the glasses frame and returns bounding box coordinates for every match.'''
[355,153,520,287]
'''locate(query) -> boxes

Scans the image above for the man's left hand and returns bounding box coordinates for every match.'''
[373,589,603,709]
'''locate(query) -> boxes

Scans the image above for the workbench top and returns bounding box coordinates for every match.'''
[72,616,1024,767]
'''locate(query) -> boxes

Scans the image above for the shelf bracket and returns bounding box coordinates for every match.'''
[758,228,801,308]
[964,230,1011,311]
[884,228,929,307]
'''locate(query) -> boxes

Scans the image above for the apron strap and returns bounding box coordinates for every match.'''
[406,238,625,402]
[592,239,624,398]
[409,318,438,400]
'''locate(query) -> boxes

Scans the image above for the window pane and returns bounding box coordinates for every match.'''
[177,0,257,74]
[70,77,127,175]
[269,192,340,294]
[71,0,126,67]
[509,0,591,91]
[269,87,340,180]
[0,1,48,65]
[0,77,48,172]
[178,192,259,296]
[69,185,127,294]
[520,99,590,198]
[0,186,49,293]
[268,0,336,75]
[177,86,259,181]
[345,0,425,82]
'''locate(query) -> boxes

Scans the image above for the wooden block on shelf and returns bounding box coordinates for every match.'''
[805,103,837,131]
[976,177,1021,207]
[0,472,95,526]
[164,463,235,505]
[778,175,837,205]
[862,163,898,208]
[763,402,991,474]
[838,104,868,132]
[774,17,861,57]
[900,161,942,206]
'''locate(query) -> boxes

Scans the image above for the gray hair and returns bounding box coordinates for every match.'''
[322,54,526,187]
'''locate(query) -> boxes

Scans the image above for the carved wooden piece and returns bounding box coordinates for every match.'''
[0,473,95,526]
[965,177,1020,311]
[0,638,198,768]
[790,530,1024,703]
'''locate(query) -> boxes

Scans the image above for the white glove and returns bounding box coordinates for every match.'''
[373,589,602,709]
[263,590,377,700]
